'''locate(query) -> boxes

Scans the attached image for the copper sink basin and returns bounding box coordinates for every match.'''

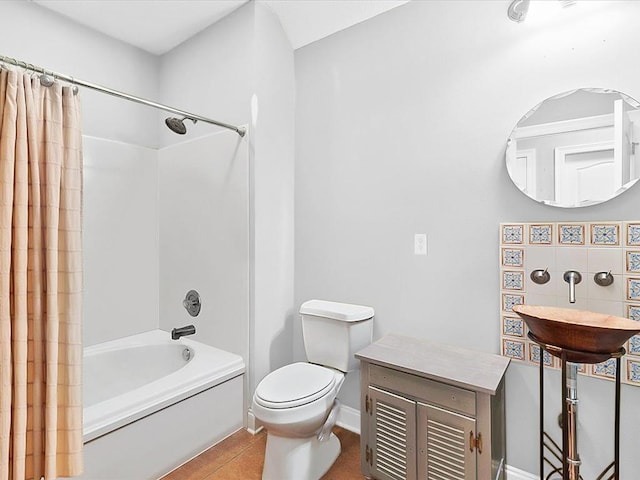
[512,305,640,356]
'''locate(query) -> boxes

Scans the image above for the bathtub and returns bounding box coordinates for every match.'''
[74,330,245,480]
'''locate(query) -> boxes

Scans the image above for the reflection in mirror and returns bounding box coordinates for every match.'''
[506,88,640,208]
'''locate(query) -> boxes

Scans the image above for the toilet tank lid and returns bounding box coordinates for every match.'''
[299,300,374,322]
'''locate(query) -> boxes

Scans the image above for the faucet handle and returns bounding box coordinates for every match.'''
[594,271,614,287]
[530,268,551,285]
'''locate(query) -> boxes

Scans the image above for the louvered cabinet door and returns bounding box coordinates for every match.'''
[367,386,417,480]
[417,402,477,480]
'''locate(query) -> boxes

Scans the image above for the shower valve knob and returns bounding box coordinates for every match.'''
[183,290,201,317]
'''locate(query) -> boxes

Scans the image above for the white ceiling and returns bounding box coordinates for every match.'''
[31,0,410,55]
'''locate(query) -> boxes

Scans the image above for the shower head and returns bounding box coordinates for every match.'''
[165,116,196,135]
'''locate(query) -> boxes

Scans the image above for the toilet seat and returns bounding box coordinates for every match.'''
[255,362,337,409]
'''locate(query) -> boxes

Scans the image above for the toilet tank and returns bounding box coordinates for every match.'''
[300,300,374,372]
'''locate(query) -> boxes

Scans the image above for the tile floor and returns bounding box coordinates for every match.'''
[160,427,362,480]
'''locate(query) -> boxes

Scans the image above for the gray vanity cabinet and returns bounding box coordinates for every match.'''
[356,334,510,480]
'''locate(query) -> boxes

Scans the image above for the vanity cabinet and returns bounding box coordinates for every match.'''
[356,334,510,480]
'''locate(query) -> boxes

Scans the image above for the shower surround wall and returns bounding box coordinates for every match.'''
[158,131,249,358]
[83,137,159,345]
[84,130,250,356]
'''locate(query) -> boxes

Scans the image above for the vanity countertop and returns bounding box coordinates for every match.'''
[355,334,510,395]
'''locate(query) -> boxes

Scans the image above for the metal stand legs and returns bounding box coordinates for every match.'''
[532,333,624,480]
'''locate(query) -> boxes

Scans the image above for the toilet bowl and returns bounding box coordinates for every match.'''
[252,300,374,480]
[253,362,345,438]
[253,363,345,479]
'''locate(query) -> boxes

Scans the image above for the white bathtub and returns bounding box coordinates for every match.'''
[75,330,245,480]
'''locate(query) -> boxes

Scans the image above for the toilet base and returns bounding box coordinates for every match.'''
[261,431,341,480]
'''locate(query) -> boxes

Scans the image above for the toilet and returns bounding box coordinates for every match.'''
[252,299,374,480]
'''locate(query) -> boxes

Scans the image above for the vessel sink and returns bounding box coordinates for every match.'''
[512,305,640,356]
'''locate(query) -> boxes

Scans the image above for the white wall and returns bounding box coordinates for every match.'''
[250,1,296,401]
[294,1,640,477]
[0,1,159,147]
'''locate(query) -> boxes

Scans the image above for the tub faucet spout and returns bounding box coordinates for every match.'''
[172,324,196,340]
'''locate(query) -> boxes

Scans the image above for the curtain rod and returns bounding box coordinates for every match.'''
[0,54,246,137]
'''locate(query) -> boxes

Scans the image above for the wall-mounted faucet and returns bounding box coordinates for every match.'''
[563,271,582,304]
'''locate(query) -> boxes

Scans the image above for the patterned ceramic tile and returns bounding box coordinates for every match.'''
[591,358,617,379]
[502,294,524,312]
[502,270,524,290]
[502,316,524,337]
[627,304,640,321]
[502,339,525,361]
[628,335,640,355]
[559,224,585,245]
[529,224,553,245]
[627,223,640,246]
[627,251,640,273]
[627,358,640,384]
[501,248,524,268]
[590,223,620,246]
[502,224,524,244]
[627,278,640,301]
[528,343,554,367]
[499,220,640,386]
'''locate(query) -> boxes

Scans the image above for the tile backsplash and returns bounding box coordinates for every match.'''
[500,221,640,386]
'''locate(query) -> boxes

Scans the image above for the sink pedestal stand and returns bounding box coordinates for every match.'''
[529,332,625,480]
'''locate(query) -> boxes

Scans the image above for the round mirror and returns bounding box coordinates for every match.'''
[506,88,640,208]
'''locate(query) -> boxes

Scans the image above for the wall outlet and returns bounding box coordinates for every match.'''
[414,234,427,255]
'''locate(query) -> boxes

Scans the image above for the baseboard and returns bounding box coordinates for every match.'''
[245,409,263,435]
[336,404,360,434]
[505,465,538,480]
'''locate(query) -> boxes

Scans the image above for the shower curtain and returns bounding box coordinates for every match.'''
[0,69,83,479]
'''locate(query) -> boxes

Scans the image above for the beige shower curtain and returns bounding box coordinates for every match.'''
[0,69,83,479]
